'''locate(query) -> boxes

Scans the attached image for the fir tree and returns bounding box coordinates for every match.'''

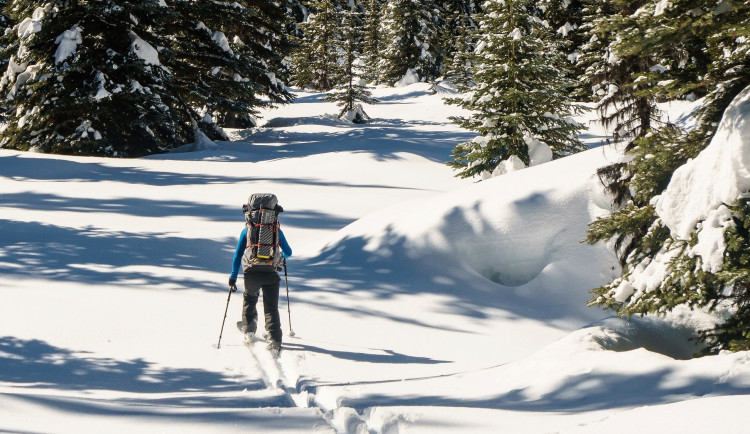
[324,8,378,123]
[291,0,345,91]
[0,0,294,157]
[0,1,185,157]
[361,0,384,84]
[445,0,586,179]
[585,0,750,353]
[538,0,587,99]
[164,0,293,136]
[575,0,618,103]
[381,0,442,84]
[440,0,477,88]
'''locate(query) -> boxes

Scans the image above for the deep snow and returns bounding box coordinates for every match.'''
[1,83,749,433]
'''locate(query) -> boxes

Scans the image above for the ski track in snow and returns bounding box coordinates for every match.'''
[240,330,393,434]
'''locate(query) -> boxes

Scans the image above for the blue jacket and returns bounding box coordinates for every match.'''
[231,227,292,279]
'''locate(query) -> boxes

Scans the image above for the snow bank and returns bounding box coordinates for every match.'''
[314,144,621,321]
[394,69,420,87]
[655,85,750,270]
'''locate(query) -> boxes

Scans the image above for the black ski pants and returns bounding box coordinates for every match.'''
[242,270,282,345]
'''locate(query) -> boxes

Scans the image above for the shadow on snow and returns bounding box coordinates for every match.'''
[210,117,475,164]
[0,336,262,396]
[336,367,750,413]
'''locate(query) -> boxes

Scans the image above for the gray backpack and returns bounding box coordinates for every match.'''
[241,193,284,272]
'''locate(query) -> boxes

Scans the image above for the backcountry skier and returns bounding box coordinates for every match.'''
[229,194,292,353]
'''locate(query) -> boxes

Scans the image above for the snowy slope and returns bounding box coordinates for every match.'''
[1,83,749,433]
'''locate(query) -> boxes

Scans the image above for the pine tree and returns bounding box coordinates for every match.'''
[0,1,185,157]
[291,0,344,91]
[0,0,12,124]
[575,0,618,103]
[585,0,750,353]
[0,0,294,157]
[361,0,384,84]
[538,0,587,99]
[324,8,378,123]
[440,0,477,89]
[445,0,586,179]
[214,0,296,128]
[163,0,293,135]
[381,0,442,84]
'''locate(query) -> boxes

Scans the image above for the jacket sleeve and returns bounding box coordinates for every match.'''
[279,229,292,259]
[230,226,248,280]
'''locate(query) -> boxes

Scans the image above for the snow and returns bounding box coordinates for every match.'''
[17,17,41,39]
[1,83,750,433]
[212,31,233,54]
[393,68,420,87]
[654,0,673,16]
[54,26,82,64]
[655,85,750,271]
[130,32,160,66]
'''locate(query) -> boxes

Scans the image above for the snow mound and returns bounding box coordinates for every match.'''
[569,306,717,359]
[262,114,341,128]
[655,85,750,251]
[313,146,621,318]
[394,68,420,87]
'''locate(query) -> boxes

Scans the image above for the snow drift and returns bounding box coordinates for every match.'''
[309,144,622,325]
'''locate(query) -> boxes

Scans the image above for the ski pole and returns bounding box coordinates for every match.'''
[284,259,295,337]
[217,283,234,349]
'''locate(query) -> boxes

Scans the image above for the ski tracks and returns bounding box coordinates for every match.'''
[244,337,410,434]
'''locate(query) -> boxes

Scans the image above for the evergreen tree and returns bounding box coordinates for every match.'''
[325,8,378,123]
[0,1,185,157]
[381,0,442,84]
[0,0,12,124]
[575,0,617,103]
[0,0,294,157]
[164,0,293,135]
[291,0,345,91]
[539,0,588,100]
[594,1,660,150]
[585,0,750,353]
[361,0,384,84]
[445,0,586,179]
[440,0,477,88]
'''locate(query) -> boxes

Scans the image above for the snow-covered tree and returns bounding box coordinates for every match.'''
[0,0,294,157]
[440,0,477,88]
[164,0,293,133]
[361,0,384,84]
[325,8,378,123]
[381,0,442,84]
[291,0,345,91]
[575,0,617,103]
[0,1,185,156]
[539,0,588,99]
[586,0,750,353]
[445,0,586,179]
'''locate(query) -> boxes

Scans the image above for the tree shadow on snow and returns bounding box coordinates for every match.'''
[336,367,750,413]
[0,193,373,291]
[215,117,474,163]
[283,342,449,365]
[0,153,417,190]
[0,153,251,186]
[286,202,605,326]
[0,218,231,291]
[0,336,265,396]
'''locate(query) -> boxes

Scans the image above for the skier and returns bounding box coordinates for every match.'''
[229,198,292,354]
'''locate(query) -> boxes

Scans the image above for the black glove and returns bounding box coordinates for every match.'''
[229,278,237,292]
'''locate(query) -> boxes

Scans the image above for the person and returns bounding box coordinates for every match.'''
[229,212,292,353]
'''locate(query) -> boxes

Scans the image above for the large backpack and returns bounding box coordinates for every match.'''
[241,193,284,272]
